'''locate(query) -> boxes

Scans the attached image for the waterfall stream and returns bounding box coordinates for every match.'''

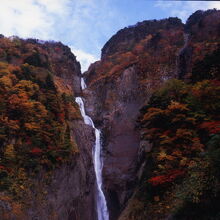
[81,78,87,90]
[176,33,190,78]
[75,77,109,220]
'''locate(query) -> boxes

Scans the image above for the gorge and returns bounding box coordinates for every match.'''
[0,9,220,220]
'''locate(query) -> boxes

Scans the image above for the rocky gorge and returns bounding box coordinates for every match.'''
[0,9,220,220]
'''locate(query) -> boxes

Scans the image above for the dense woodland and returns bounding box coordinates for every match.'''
[130,46,220,220]
[0,37,81,205]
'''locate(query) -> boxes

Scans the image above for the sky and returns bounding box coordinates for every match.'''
[0,0,219,72]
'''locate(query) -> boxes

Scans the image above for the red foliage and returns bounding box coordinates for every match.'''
[57,112,65,123]
[211,80,220,87]
[199,121,220,134]
[148,170,185,186]
[0,165,5,170]
[55,47,61,52]
[162,130,171,136]
[56,157,62,161]
[48,146,54,150]
[0,165,11,173]
[30,147,43,155]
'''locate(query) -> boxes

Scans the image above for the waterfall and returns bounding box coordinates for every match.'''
[81,78,87,90]
[75,79,109,220]
[176,33,190,79]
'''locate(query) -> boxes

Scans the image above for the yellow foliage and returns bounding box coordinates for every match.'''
[54,76,73,95]
[24,122,41,131]
[22,101,47,118]
[8,119,20,130]
[13,80,39,97]
[160,136,174,145]
[157,151,168,161]
[4,144,16,160]
[143,107,164,121]
[0,75,12,89]
[0,62,10,77]
[157,151,175,161]
[0,117,19,130]
[172,150,182,157]
[167,101,189,112]
[192,137,204,151]
[179,157,188,167]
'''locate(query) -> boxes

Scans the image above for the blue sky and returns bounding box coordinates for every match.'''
[0,0,219,72]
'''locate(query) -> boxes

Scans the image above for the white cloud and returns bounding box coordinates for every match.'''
[35,0,71,15]
[155,1,220,22]
[65,0,123,54]
[71,47,98,73]
[0,0,113,71]
[0,0,71,39]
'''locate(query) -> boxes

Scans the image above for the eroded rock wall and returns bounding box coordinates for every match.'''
[84,9,220,220]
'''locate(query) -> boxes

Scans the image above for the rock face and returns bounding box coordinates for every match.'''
[0,38,96,220]
[84,9,220,219]
[25,121,96,220]
[84,17,184,220]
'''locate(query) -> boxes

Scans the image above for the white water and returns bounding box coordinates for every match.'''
[75,94,109,220]
[81,78,87,90]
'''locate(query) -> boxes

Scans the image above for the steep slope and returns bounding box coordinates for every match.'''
[84,9,220,220]
[0,37,96,220]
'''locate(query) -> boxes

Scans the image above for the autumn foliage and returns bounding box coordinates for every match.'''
[0,36,81,198]
[148,170,185,186]
[137,74,220,220]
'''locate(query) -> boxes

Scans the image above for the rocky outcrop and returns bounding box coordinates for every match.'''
[43,41,82,96]
[101,18,183,59]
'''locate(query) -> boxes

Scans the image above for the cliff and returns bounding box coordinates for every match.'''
[84,16,184,220]
[84,9,220,220]
[0,37,96,219]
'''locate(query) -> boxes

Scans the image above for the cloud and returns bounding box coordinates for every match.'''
[0,0,118,71]
[64,0,124,55]
[71,47,98,73]
[155,1,220,22]
[0,0,72,40]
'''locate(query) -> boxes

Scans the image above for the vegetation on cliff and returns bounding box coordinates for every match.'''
[0,36,81,208]
[126,46,220,220]
[85,17,184,89]
[83,10,220,220]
